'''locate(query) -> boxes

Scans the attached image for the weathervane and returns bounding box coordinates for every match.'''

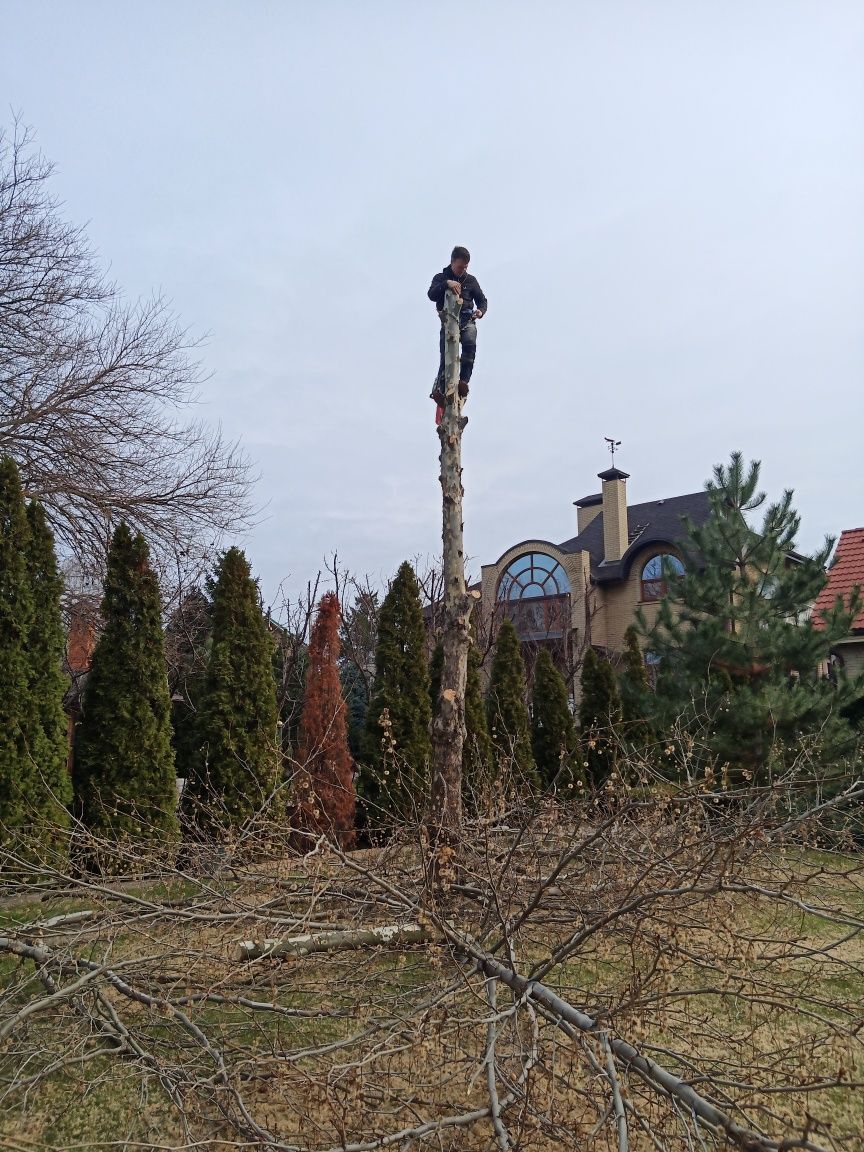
[604,436,622,466]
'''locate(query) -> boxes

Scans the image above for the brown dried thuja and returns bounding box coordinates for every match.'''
[295,591,357,849]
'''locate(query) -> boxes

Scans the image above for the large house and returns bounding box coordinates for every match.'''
[478,466,712,688]
[812,528,864,679]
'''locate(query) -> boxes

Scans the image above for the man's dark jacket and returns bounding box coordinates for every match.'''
[427,266,488,322]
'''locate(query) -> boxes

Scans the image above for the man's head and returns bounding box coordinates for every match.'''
[450,245,470,276]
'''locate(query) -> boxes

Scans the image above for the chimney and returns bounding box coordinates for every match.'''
[573,492,603,534]
[598,467,629,562]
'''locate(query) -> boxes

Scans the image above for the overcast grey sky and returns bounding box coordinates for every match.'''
[3,1,863,599]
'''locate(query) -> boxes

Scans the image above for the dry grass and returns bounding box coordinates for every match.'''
[0,807,862,1151]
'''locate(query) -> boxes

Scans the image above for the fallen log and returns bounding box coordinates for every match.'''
[233,922,435,962]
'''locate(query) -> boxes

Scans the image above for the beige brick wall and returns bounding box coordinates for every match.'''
[577,503,602,534]
[595,546,684,656]
[479,541,684,689]
[480,541,680,651]
[602,479,628,561]
[837,640,864,679]
[598,577,652,654]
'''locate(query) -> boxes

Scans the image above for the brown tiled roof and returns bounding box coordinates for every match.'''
[812,528,864,632]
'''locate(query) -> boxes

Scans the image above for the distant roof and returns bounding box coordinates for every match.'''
[558,490,713,582]
[812,528,864,632]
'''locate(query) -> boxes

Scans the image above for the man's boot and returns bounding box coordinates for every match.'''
[430,370,446,404]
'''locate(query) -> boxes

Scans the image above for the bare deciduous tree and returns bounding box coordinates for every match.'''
[0,119,253,570]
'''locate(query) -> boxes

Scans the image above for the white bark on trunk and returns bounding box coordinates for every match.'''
[234,922,433,962]
[429,288,478,868]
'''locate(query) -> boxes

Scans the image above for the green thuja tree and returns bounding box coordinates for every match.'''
[74,523,177,841]
[463,644,493,787]
[165,587,212,784]
[186,548,280,832]
[431,636,494,800]
[340,589,379,760]
[579,647,621,787]
[486,619,537,786]
[272,631,307,760]
[25,501,73,837]
[0,457,37,845]
[342,659,368,761]
[531,647,578,788]
[618,626,654,748]
[362,562,432,821]
[640,452,860,777]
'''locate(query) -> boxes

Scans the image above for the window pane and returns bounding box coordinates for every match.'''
[641,579,665,602]
[532,552,555,574]
[521,581,545,598]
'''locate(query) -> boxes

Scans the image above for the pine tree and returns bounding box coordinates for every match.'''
[295,592,356,849]
[641,452,860,776]
[0,457,37,844]
[618,626,654,747]
[186,548,280,832]
[579,647,621,787]
[74,523,177,841]
[25,501,73,837]
[531,647,578,788]
[362,562,432,821]
[463,644,493,786]
[486,619,537,785]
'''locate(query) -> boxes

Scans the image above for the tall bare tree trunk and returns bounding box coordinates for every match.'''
[429,288,478,880]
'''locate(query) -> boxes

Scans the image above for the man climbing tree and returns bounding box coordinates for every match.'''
[428,246,487,405]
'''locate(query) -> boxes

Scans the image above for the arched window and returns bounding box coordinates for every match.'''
[498,552,570,601]
[497,552,570,639]
[640,553,684,602]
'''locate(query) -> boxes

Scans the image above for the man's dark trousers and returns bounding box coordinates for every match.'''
[435,316,477,389]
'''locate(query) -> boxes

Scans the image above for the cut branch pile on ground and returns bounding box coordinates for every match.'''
[0,782,862,1151]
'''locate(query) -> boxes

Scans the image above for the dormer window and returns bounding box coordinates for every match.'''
[640,553,684,602]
